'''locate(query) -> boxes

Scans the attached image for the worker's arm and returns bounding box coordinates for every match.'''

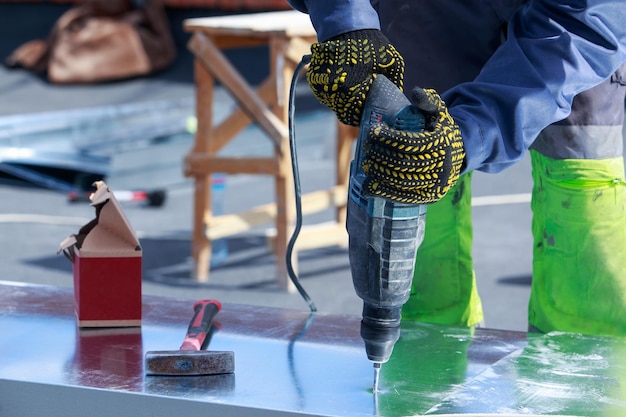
[287,0,379,41]
[290,0,626,199]
[445,0,626,173]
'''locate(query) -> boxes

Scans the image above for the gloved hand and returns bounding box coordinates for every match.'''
[361,88,465,204]
[307,29,404,126]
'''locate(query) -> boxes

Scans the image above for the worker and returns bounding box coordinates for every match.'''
[288,0,626,336]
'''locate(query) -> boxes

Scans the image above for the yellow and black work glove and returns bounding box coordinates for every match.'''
[362,88,465,204]
[307,29,404,126]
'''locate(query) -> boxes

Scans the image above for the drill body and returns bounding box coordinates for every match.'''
[347,75,427,367]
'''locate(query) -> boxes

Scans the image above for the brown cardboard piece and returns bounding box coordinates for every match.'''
[58,181,142,328]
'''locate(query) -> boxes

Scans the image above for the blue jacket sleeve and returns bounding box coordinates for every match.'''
[446,0,626,173]
[286,0,379,41]
[289,0,625,173]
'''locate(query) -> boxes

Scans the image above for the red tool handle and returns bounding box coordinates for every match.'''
[179,299,222,351]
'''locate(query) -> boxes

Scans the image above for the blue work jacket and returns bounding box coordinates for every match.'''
[288,0,626,173]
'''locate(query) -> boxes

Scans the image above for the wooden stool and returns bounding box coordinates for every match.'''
[183,11,357,290]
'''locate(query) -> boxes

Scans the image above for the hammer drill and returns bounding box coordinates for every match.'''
[286,57,427,391]
[346,75,427,390]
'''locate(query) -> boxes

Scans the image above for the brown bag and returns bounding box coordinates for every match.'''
[5,0,176,83]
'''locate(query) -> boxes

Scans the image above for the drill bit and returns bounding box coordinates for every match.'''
[373,362,382,392]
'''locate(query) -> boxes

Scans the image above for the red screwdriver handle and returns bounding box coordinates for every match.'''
[179,299,222,351]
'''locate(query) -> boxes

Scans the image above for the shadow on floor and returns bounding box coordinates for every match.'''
[24,233,350,291]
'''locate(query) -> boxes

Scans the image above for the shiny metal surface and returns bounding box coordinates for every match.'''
[0,281,624,416]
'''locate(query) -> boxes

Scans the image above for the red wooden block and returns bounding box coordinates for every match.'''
[73,253,142,327]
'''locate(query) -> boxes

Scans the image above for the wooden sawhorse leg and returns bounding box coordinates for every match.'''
[186,32,309,291]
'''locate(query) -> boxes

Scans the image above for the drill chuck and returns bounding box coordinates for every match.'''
[347,75,427,366]
[360,304,402,364]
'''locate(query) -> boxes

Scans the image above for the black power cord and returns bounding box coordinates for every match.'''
[286,54,317,313]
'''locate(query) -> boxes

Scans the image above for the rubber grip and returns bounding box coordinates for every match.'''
[179,299,222,351]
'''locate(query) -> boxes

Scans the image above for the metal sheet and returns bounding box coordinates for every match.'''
[0,281,624,416]
[426,331,626,416]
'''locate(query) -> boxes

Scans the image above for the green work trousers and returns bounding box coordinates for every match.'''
[529,151,626,336]
[402,173,484,327]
